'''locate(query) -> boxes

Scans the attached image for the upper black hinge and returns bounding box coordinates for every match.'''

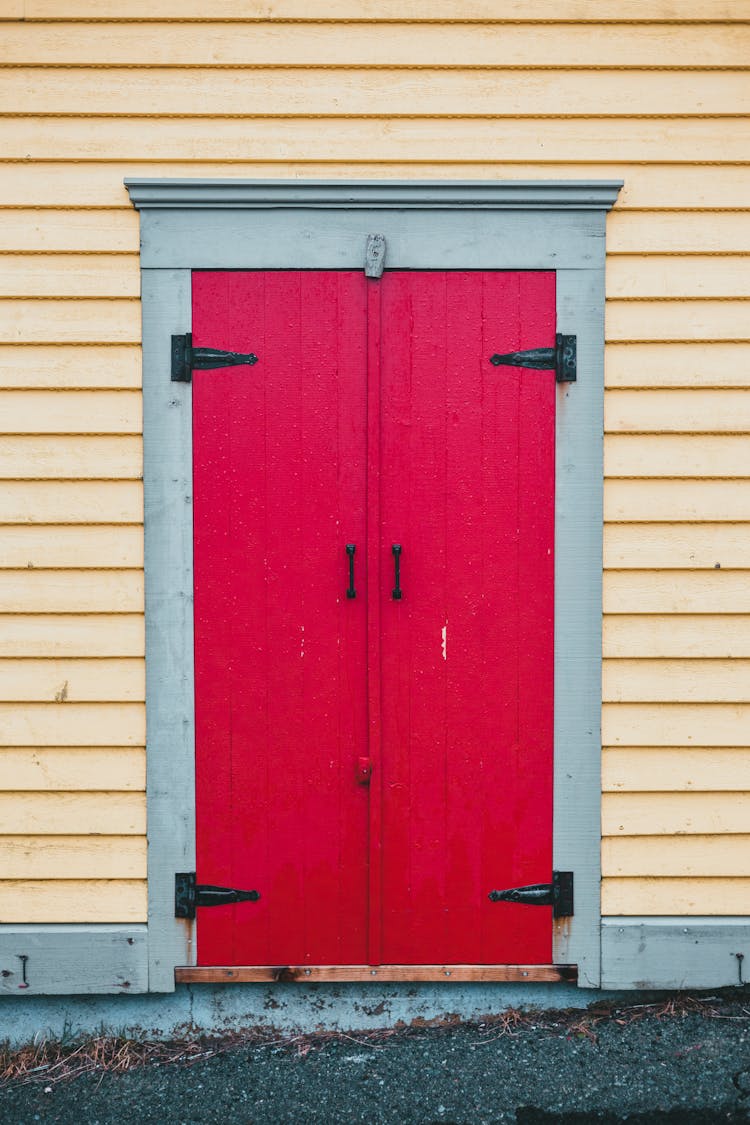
[175,872,261,920]
[171,333,259,383]
[489,333,576,383]
[488,870,574,918]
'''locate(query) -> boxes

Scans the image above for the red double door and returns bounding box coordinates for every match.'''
[192,270,555,967]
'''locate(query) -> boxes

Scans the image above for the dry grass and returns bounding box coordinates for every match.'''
[1,991,747,1089]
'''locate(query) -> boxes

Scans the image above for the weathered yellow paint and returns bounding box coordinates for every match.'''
[0,792,145,834]
[0,570,143,613]
[0,345,142,389]
[603,836,750,878]
[0,880,147,923]
[1,8,748,921]
[0,659,145,701]
[605,434,750,479]
[0,482,143,523]
[603,748,750,790]
[4,22,749,67]
[15,2,750,20]
[0,527,143,568]
[605,480,750,523]
[602,878,750,916]
[604,525,750,570]
[603,792,750,836]
[0,258,140,300]
[0,436,142,480]
[0,836,146,881]
[0,614,144,657]
[0,746,145,787]
[2,162,748,210]
[604,616,750,659]
[604,572,750,615]
[605,343,750,390]
[5,68,750,118]
[603,703,750,747]
[5,119,750,164]
[0,701,145,745]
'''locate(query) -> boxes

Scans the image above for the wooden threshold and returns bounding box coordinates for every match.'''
[175,964,577,984]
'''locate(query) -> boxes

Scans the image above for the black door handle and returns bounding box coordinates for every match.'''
[392,544,402,600]
[346,544,356,599]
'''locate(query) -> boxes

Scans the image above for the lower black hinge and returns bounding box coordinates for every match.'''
[489,333,576,383]
[171,333,259,383]
[488,870,574,918]
[175,872,261,920]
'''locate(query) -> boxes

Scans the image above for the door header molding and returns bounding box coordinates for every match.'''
[126,178,623,211]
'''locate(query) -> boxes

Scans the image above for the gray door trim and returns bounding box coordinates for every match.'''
[127,179,622,991]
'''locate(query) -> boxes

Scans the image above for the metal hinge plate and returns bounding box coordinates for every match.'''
[175,872,261,920]
[171,333,259,383]
[488,870,574,918]
[489,333,576,383]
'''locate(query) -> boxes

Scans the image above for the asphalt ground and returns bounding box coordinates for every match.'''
[2,993,750,1124]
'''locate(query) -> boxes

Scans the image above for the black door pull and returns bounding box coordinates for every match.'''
[346,544,357,599]
[392,544,403,600]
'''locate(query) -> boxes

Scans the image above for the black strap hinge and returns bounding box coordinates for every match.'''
[175,872,261,920]
[489,333,576,383]
[488,870,574,918]
[171,333,259,383]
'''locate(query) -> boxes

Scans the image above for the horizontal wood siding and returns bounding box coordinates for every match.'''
[0,6,746,923]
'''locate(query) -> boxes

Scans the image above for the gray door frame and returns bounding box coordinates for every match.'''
[127,179,622,991]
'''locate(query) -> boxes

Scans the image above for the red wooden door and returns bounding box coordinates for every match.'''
[192,269,555,967]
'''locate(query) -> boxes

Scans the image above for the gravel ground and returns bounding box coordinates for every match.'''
[2,995,750,1124]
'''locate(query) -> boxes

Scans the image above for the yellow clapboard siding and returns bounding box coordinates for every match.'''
[605,343,750,389]
[0,301,141,345]
[0,746,144,787]
[604,525,750,570]
[605,480,750,523]
[603,836,750,878]
[604,661,750,704]
[0,436,142,480]
[0,345,141,390]
[0,701,145,746]
[0,481,142,523]
[0,614,144,657]
[605,435,750,479]
[603,747,750,790]
[606,390,750,433]
[1,162,748,210]
[603,702,750,746]
[0,836,146,880]
[604,572,750,615]
[607,258,750,302]
[5,68,750,118]
[0,257,140,300]
[608,212,750,256]
[0,527,142,568]
[0,792,145,834]
[0,390,141,435]
[4,118,749,163]
[0,210,137,254]
[603,792,750,836]
[0,571,143,614]
[0,880,146,923]
[16,1,750,20]
[0,659,144,701]
[4,22,749,67]
[602,877,750,916]
[606,302,750,345]
[604,616,750,659]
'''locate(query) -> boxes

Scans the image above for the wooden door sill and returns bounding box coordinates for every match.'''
[175,964,577,984]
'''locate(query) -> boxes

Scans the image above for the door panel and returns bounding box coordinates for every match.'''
[377,272,556,964]
[193,271,369,965]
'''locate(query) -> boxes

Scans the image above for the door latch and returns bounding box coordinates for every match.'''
[488,870,573,918]
[175,872,261,919]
